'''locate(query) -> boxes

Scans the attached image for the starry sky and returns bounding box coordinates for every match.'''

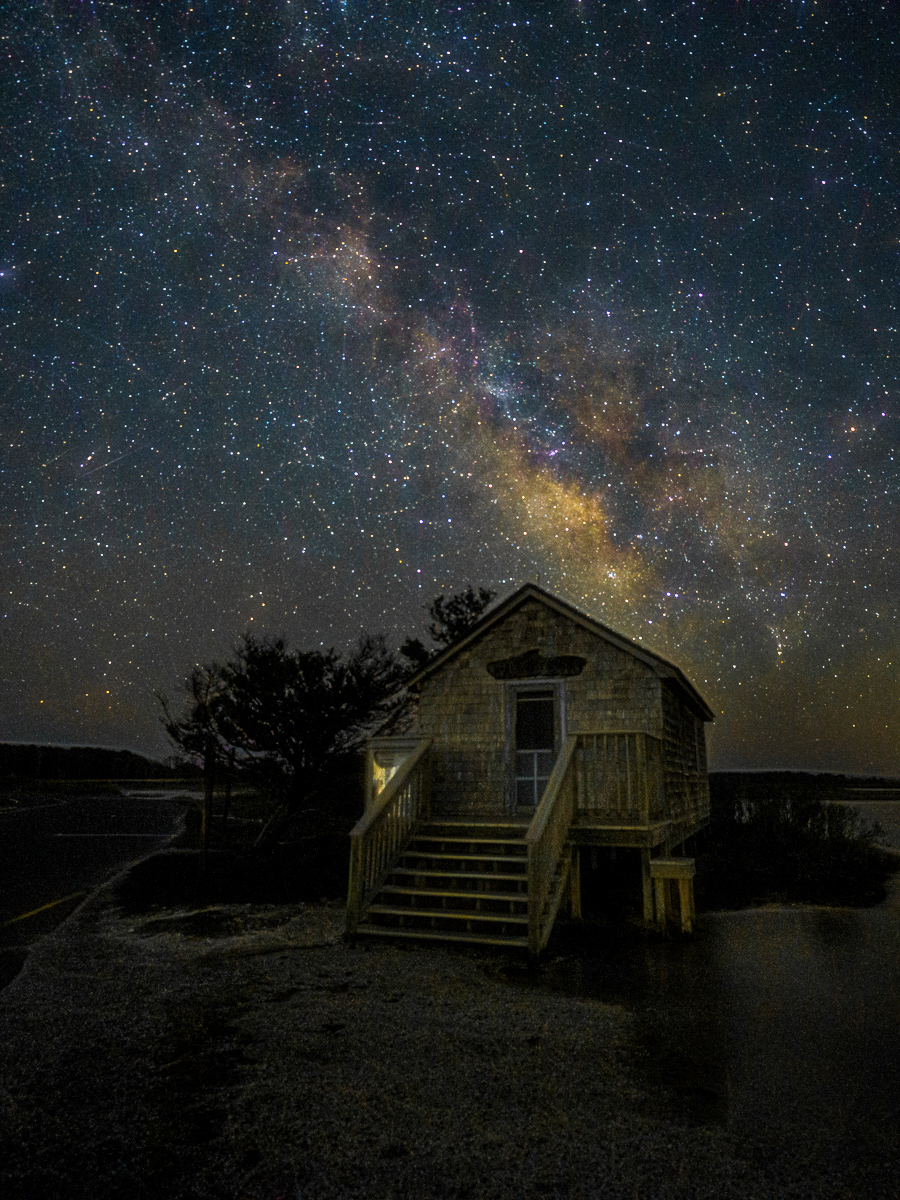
[2,1,898,771]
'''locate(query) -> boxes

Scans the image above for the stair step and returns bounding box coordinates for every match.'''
[419,820,528,828]
[381,886,527,903]
[408,846,527,859]
[379,888,528,902]
[355,926,528,949]
[353,817,541,953]
[400,852,526,865]
[418,823,529,840]
[367,905,528,926]
[388,868,527,887]
[411,836,527,846]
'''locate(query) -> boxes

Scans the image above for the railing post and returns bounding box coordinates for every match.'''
[525,735,577,958]
[569,846,582,920]
[641,848,654,925]
[423,747,431,819]
[364,741,375,813]
[578,738,585,814]
[344,739,430,938]
[527,843,541,958]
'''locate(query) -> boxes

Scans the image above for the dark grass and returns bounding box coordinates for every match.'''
[115,835,350,915]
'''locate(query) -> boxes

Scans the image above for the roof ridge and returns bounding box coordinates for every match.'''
[404,583,714,721]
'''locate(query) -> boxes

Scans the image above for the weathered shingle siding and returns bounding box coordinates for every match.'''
[660,682,710,824]
[414,598,661,816]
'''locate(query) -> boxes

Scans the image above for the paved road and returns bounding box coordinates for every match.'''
[0,790,195,970]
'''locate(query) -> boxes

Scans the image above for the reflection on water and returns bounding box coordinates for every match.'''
[542,860,900,1193]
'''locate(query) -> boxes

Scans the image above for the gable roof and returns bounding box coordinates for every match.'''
[406,583,715,721]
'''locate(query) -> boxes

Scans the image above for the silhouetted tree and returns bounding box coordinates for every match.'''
[158,664,230,862]
[161,633,409,846]
[400,585,496,672]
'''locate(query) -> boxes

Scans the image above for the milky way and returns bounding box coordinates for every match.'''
[2,2,898,770]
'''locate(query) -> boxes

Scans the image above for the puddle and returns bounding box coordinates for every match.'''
[495,884,900,1187]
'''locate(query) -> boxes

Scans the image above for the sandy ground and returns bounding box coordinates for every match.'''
[0,877,790,1200]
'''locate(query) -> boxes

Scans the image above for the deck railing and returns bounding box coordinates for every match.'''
[574,731,664,824]
[345,738,431,936]
[526,734,578,957]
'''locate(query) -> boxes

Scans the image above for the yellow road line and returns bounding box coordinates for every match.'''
[1,891,87,926]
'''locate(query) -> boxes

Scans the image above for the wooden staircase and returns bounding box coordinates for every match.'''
[353,820,531,948]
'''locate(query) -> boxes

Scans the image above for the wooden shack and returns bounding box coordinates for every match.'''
[346,583,713,955]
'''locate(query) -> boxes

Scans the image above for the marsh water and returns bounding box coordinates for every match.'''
[541,800,900,1194]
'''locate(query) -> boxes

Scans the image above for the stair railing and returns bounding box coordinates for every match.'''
[573,731,664,824]
[525,734,578,957]
[345,738,431,937]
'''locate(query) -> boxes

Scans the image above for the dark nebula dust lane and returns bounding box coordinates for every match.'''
[2,2,897,770]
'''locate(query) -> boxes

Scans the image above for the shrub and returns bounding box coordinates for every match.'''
[697,774,894,909]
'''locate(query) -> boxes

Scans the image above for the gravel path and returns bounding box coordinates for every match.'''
[0,882,790,1199]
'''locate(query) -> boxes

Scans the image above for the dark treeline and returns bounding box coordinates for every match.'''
[0,743,180,780]
[710,771,900,801]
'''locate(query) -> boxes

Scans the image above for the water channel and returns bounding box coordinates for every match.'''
[539,801,900,1195]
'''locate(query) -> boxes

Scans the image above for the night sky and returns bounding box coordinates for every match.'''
[3,2,898,771]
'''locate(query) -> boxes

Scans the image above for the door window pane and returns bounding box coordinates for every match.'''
[516,751,556,808]
[515,691,554,750]
[517,778,536,808]
[536,750,554,781]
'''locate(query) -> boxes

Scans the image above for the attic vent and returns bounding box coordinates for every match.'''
[486,648,586,680]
